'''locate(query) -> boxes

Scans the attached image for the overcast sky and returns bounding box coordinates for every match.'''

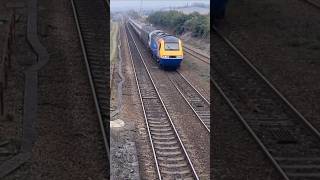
[111,0,210,12]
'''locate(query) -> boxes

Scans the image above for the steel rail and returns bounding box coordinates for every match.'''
[70,0,109,162]
[177,71,210,105]
[184,46,210,64]
[170,81,210,133]
[126,22,199,180]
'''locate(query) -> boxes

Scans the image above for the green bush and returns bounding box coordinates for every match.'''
[147,11,209,38]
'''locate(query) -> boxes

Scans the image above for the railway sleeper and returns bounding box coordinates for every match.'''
[89,60,107,66]
[286,172,320,178]
[92,72,107,78]
[93,78,107,84]
[153,140,177,146]
[152,136,176,141]
[275,157,320,165]
[188,98,202,102]
[149,127,172,132]
[197,113,210,117]
[92,73,108,79]
[146,114,167,119]
[155,146,180,150]
[95,83,107,90]
[90,65,107,71]
[282,165,320,171]
[147,123,171,128]
[156,150,182,156]
[147,119,169,124]
[151,132,174,136]
[157,156,185,161]
[161,169,192,176]
[147,117,168,120]
[160,162,189,168]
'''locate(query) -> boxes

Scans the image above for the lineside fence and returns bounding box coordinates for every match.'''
[0,12,16,116]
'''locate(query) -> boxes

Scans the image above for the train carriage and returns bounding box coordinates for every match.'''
[129,18,183,70]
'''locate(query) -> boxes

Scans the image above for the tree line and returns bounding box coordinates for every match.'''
[147,11,210,38]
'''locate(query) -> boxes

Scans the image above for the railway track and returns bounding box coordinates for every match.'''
[129,22,210,133]
[125,22,199,180]
[212,26,320,180]
[184,45,210,64]
[71,0,109,164]
[168,71,210,132]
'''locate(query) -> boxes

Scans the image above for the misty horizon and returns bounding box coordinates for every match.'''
[111,0,210,12]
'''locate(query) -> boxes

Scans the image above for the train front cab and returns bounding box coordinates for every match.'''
[149,34,183,70]
[158,38,183,69]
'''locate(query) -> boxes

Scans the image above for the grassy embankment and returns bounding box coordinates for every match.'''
[110,21,119,111]
[110,21,119,65]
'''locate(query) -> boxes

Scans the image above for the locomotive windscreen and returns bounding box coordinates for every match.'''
[164,42,179,51]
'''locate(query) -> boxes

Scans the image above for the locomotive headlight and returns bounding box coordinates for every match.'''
[176,55,183,59]
[162,55,169,58]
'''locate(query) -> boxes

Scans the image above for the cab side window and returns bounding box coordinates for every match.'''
[159,43,161,50]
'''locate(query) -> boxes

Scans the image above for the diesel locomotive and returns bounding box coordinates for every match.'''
[128,18,183,69]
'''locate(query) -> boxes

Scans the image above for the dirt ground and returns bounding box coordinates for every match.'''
[1,0,109,179]
[28,0,108,179]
